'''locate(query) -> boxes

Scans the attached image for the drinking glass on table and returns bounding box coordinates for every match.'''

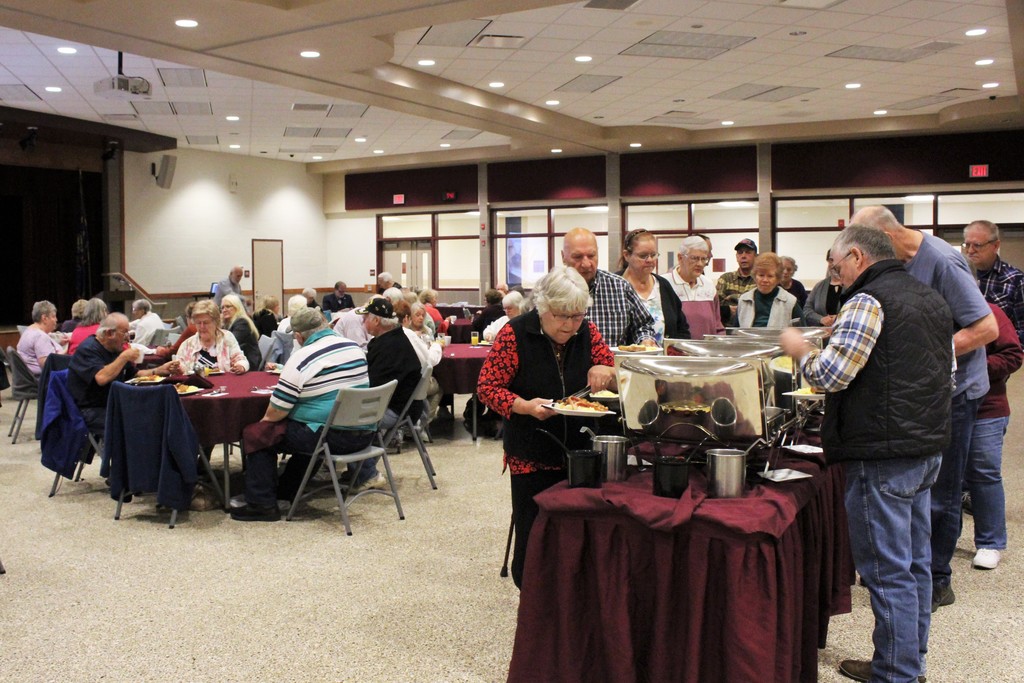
[471,331,480,345]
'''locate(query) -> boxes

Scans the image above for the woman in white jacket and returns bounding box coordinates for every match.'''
[732,252,806,328]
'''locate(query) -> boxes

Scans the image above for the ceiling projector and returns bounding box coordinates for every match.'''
[94,74,152,99]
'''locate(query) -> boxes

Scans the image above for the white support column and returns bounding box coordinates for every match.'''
[606,152,622,268]
[478,162,490,301]
[757,143,772,252]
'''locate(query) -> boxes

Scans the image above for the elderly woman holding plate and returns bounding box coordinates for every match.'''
[478,265,616,589]
[172,299,249,375]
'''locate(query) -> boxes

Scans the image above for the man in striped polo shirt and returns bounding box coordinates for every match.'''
[232,307,375,522]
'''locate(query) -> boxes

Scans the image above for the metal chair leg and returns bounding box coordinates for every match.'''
[48,471,62,497]
[500,514,514,578]
[0,554,6,574]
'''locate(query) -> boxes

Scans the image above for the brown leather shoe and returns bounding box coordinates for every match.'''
[839,659,926,682]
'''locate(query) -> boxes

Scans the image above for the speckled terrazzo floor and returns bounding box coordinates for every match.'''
[2,383,1023,682]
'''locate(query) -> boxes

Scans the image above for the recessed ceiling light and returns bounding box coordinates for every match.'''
[874,109,887,116]
[312,155,323,160]
[57,47,77,55]
[229,144,240,149]
[373,149,384,154]
[488,81,505,88]
[44,86,61,93]
[574,55,592,63]
[983,82,999,89]
[225,115,239,121]
[354,137,367,143]
[440,143,451,148]
[789,31,807,37]
[417,59,435,67]
[629,143,642,148]
[545,99,560,106]
[965,28,987,37]
[300,51,320,59]
[975,58,994,66]
[845,83,861,89]
[551,148,562,153]
[721,120,734,126]
[175,19,198,28]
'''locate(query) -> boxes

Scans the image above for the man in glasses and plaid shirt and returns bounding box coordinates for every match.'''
[561,227,656,347]
[963,219,1024,343]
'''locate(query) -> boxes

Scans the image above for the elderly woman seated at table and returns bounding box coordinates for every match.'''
[68,298,109,354]
[731,252,806,328]
[478,265,617,589]
[482,291,524,342]
[277,294,308,334]
[252,295,280,338]
[418,288,448,334]
[17,300,64,376]
[221,293,262,370]
[60,299,87,334]
[172,299,249,374]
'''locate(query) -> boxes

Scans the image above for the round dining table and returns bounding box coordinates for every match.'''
[433,343,492,440]
[179,370,277,506]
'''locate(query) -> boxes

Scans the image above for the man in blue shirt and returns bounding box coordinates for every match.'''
[851,206,997,616]
[232,307,375,522]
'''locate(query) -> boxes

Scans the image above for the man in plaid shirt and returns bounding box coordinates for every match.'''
[561,228,656,347]
[963,219,1024,343]
[781,224,953,683]
[716,238,758,316]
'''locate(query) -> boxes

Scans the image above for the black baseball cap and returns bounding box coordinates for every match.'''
[734,238,757,253]
[355,299,394,318]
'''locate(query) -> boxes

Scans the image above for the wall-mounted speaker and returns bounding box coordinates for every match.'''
[152,154,177,189]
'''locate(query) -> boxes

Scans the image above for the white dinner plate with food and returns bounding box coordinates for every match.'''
[783,444,823,455]
[543,400,614,417]
[266,367,283,375]
[783,389,825,400]
[204,369,225,376]
[611,345,660,354]
[173,384,205,396]
[127,376,165,385]
[759,468,813,482]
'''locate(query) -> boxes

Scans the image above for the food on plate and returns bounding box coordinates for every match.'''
[133,375,163,384]
[590,389,618,398]
[552,396,608,412]
[174,384,202,395]
[792,386,824,395]
[769,356,794,373]
[616,344,650,352]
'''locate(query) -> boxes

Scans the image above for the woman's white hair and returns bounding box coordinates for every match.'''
[678,235,709,257]
[532,265,591,316]
[381,287,403,304]
[286,294,307,318]
[502,291,524,309]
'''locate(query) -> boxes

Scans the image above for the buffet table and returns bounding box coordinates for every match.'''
[507,447,852,683]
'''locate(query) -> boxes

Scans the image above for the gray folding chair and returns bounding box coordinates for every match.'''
[286,380,399,535]
[380,365,437,490]
[257,335,274,369]
[148,328,171,347]
[7,347,39,444]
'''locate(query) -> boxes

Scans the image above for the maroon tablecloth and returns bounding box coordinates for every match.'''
[179,371,274,448]
[449,319,474,344]
[433,344,491,395]
[507,448,853,683]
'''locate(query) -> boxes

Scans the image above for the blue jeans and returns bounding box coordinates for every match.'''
[845,455,941,683]
[965,415,1009,550]
[930,393,980,589]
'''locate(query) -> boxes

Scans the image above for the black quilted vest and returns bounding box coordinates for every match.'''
[503,310,595,468]
[823,260,953,463]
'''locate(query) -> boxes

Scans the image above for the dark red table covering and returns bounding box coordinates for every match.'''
[179,371,274,448]
[433,343,491,395]
[507,448,853,683]
[436,304,483,320]
[448,319,474,344]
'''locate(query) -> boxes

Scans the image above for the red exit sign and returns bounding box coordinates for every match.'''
[969,164,989,178]
[393,193,405,205]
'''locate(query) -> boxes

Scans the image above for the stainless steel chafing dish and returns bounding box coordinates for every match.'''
[725,326,831,349]
[615,355,782,445]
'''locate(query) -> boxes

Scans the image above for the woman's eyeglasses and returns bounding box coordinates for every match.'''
[549,312,586,324]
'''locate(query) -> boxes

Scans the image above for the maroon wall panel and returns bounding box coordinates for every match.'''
[772,130,1024,190]
[346,165,477,210]
[487,156,605,203]
[620,146,758,197]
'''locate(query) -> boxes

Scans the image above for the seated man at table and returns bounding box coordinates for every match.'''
[780,224,952,683]
[322,281,355,314]
[231,308,376,522]
[359,298,423,485]
[472,288,505,335]
[129,298,164,347]
[67,313,175,435]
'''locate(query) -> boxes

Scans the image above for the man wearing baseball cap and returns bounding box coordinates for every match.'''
[716,238,758,315]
